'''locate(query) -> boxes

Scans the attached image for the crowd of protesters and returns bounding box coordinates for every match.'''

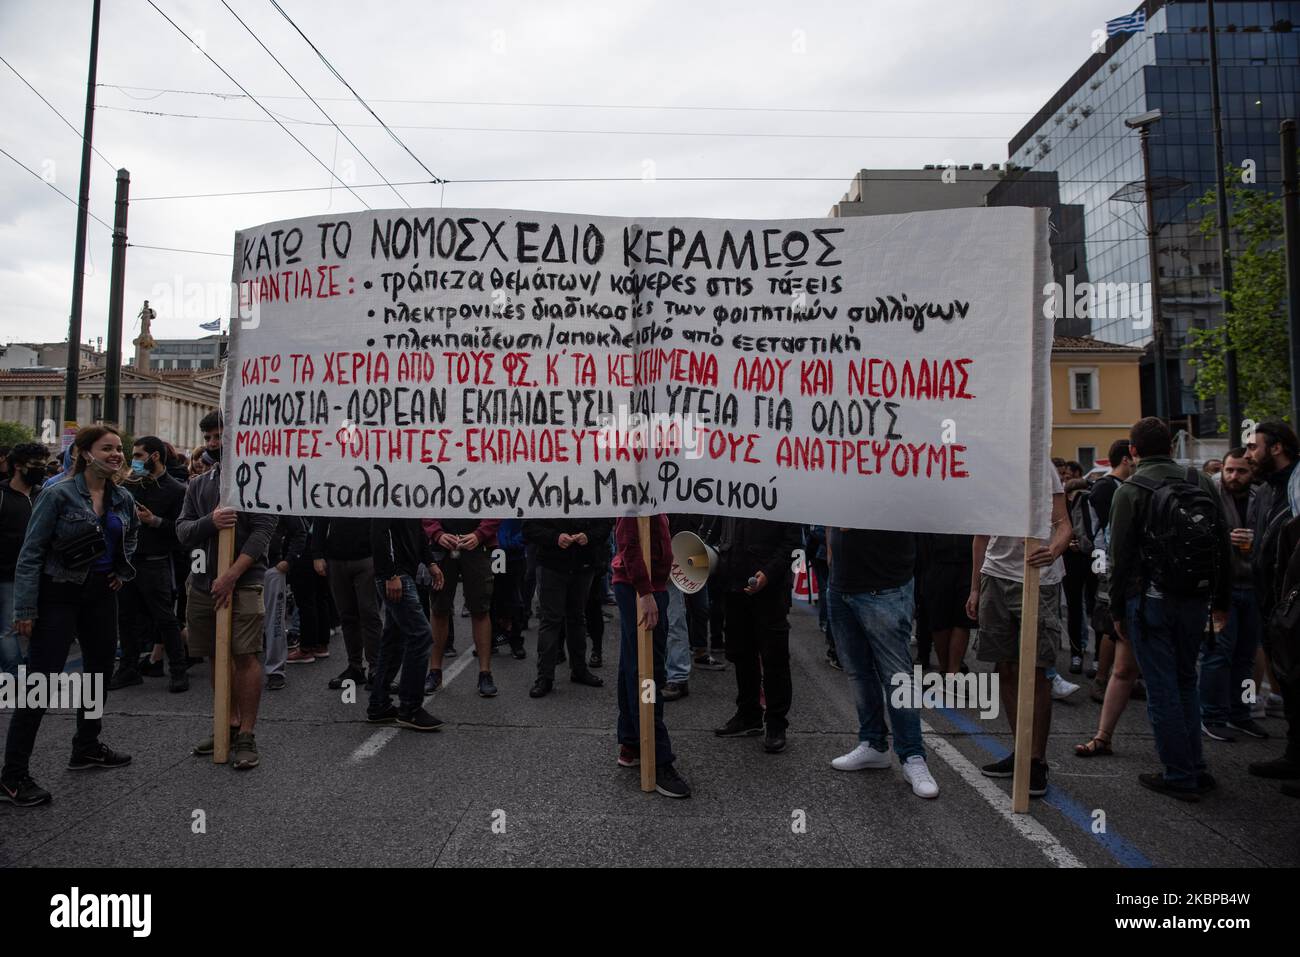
[0,411,1296,807]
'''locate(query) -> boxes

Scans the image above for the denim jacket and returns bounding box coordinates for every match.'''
[13,473,139,620]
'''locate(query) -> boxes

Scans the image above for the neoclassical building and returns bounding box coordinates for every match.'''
[0,365,222,451]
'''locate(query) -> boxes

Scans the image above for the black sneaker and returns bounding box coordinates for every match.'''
[1069,656,1083,675]
[478,672,498,698]
[529,677,553,698]
[266,673,286,691]
[764,729,787,754]
[444,643,459,658]
[588,651,602,668]
[424,670,442,694]
[68,743,132,771]
[654,763,691,798]
[396,707,444,731]
[0,775,51,807]
[108,668,142,690]
[169,672,190,693]
[1226,718,1270,740]
[1202,721,1236,742]
[1138,771,1199,802]
[714,714,764,737]
[329,665,365,690]
[981,753,1016,778]
[138,658,165,678]
[512,641,527,661]
[1029,759,1048,797]
[367,703,399,724]
[826,648,843,671]
[1248,755,1300,779]
[570,670,603,688]
[693,653,726,671]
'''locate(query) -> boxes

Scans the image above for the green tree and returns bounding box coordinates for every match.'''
[0,421,37,448]
[1187,164,1291,431]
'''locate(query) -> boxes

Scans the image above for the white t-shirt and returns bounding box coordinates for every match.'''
[981,466,1065,586]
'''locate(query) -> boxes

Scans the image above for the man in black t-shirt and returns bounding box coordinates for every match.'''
[825,528,939,799]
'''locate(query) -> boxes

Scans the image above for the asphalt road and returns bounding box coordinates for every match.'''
[1,600,1295,867]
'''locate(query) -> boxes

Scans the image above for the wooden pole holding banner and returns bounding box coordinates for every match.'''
[212,525,236,764]
[637,516,656,792]
[1012,538,1042,813]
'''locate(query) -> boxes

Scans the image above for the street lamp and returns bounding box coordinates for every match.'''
[1126,109,1169,421]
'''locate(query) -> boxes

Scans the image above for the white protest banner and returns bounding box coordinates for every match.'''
[221,205,1053,537]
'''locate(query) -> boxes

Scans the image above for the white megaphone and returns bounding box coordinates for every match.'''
[670,531,718,594]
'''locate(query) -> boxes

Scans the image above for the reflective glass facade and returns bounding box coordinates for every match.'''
[1008,1,1299,434]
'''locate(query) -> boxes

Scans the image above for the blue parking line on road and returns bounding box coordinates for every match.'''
[935,706,1153,868]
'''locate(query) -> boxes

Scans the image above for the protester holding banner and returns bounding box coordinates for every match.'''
[523,517,612,697]
[1,426,139,807]
[969,463,1072,798]
[367,518,445,730]
[612,515,689,798]
[700,517,801,754]
[311,517,383,690]
[423,518,501,698]
[178,412,276,771]
[827,527,939,798]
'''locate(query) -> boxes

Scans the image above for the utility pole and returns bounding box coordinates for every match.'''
[64,0,101,439]
[1208,0,1243,435]
[103,169,129,425]
[1282,120,1299,428]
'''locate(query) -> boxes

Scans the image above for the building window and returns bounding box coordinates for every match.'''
[1078,447,1096,471]
[1070,367,1101,411]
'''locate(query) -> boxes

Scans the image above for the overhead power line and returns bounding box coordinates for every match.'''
[0,146,113,229]
[2,53,117,172]
[98,104,1172,142]
[94,82,1212,120]
[218,0,410,206]
[265,0,446,185]
[143,0,371,209]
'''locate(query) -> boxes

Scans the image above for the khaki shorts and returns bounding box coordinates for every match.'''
[432,546,494,617]
[975,574,1060,668]
[186,583,266,657]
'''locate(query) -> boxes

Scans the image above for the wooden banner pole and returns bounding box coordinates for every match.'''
[1012,537,1041,813]
[637,516,656,792]
[212,525,236,764]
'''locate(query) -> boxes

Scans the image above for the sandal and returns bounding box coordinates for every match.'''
[1074,733,1113,758]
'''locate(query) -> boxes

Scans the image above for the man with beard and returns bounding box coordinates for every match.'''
[1199,449,1266,741]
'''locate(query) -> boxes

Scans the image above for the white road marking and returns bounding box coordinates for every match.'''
[922,729,1085,868]
[348,649,481,762]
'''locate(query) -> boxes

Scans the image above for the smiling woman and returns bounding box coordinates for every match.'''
[0,425,140,808]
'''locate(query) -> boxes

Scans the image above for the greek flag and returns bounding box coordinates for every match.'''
[199,318,221,331]
[1106,10,1146,35]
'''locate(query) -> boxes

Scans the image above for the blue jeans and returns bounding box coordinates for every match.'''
[0,580,24,675]
[615,583,674,767]
[666,586,691,684]
[1126,594,1209,790]
[368,575,432,714]
[828,581,926,761]
[1199,587,1260,725]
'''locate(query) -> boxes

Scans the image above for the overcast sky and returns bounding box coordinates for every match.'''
[1,0,1135,348]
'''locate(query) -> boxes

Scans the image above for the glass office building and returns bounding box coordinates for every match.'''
[1006,0,1299,435]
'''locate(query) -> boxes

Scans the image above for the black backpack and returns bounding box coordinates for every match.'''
[1128,467,1222,597]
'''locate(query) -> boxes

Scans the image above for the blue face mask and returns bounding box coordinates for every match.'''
[131,460,147,477]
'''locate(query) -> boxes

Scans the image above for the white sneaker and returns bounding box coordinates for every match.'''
[831,742,891,771]
[1051,674,1080,700]
[902,755,939,798]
